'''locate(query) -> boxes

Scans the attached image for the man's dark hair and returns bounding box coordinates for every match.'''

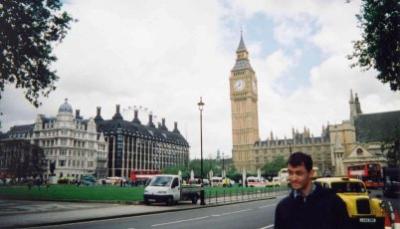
[288,152,313,172]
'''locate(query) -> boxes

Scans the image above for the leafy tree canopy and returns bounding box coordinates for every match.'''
[349,0,400,91]
[0,0,74,107]
[262,156,286,177]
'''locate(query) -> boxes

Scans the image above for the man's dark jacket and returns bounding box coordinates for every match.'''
[274,184,351,229]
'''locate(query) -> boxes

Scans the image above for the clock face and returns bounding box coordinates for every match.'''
[252,80,257,93]
[234,80,245,91]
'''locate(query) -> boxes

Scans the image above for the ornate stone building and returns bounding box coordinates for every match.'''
[94,105,189,177]
[229,35,399,175]
[2,99,108,179]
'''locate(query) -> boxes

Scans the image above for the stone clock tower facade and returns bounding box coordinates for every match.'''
[230,34,260,172]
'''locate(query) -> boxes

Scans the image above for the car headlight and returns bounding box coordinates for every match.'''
[157,191,167,194]
[144,190,149,193]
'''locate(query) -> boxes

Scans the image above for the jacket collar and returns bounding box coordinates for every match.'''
[291,183,320,202]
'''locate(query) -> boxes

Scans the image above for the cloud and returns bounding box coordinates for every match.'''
[1,0,399,162]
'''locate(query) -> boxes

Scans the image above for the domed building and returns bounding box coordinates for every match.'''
[32,99,108,179]
[3,99,108,180]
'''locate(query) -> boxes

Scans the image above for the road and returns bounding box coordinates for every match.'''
[369,189,400,211]
[40,197,283,229]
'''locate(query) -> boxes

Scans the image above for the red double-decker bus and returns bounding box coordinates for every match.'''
[347,163,383,189]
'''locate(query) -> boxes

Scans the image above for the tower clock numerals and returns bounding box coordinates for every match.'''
[234,79,245,91]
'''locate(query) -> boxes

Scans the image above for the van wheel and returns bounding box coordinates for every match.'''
[191,195,198,204]
[166,196,174,206]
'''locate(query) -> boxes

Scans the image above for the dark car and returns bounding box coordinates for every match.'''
[383,167,400,198]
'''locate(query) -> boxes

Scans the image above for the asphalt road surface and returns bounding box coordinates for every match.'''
[41,197,284,229]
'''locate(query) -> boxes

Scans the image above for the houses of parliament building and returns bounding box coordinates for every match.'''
[229,34,400,176]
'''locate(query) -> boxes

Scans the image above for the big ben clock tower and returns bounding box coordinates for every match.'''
[230,33,260,172]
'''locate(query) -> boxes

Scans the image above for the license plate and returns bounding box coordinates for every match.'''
[359,218,376,223]
[148,199,156,202]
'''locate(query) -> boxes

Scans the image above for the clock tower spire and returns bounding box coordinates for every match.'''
[230,33,260,172]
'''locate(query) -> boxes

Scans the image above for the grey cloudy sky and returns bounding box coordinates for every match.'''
[1,0,399,159]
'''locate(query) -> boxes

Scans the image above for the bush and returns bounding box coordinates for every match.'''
[57,178,70,184]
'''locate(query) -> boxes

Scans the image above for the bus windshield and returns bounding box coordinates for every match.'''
[149,176,172,187]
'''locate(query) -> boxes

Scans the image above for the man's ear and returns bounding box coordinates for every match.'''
[309,169,315,178]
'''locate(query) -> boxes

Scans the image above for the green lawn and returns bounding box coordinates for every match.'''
[0,184,145,202]
[0,184,287,202]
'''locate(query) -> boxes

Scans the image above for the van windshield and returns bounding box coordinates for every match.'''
[149,176,173,187]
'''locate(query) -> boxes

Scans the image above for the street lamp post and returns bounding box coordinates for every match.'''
[198,97,206,205]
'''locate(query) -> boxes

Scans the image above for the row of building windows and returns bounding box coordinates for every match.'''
[36,129,95,139]
[57,159,94,168]
[39,139,101,149]
[45,149,101,158]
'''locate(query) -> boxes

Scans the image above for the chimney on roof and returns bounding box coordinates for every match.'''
[94,106,103,123]
[173,121,180,133]
[132,109,141,124]
[112,104,124,121]
[75,109,80,119]
[148,113,155,127]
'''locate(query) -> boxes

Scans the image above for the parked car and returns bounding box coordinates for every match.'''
[315,177,385,229]
[267,177,281,187]
[81,175,96,186]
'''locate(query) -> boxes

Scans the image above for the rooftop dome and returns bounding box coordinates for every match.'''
[58,98,73,113]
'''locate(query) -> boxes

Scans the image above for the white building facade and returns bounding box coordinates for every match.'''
[5,99,108,179]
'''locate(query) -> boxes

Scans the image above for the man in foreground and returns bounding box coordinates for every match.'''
[274,152,350,229]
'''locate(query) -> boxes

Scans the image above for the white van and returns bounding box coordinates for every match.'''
[211,176,223,187]
[246,176,268,187]
[144,175,201,205]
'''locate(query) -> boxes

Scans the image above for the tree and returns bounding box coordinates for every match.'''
[161,165,189,179]
[348,0,400,91]
[262,156,286,177]
[0,0,74,107]
[0,140,46,181]
[381,127,400,167]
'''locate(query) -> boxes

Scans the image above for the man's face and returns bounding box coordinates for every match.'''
[288,164,314,190]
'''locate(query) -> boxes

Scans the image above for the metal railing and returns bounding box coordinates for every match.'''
[204,185,289,205]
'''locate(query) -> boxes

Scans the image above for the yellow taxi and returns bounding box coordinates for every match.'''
[315,177,385,229]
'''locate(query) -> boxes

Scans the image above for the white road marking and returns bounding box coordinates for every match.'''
[151,208,254,227]
[219,208,252,216]
[258,204,277,209]
[258,224,274,229]
[152,216,209,227]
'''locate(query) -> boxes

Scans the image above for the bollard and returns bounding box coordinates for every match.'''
[223,189,226,203]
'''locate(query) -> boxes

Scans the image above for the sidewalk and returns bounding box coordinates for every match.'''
[0,192,284,228]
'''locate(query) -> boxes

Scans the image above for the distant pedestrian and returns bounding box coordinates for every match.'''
[27,179,32,190]
[45,179,50,189]
[274,152,350,229]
